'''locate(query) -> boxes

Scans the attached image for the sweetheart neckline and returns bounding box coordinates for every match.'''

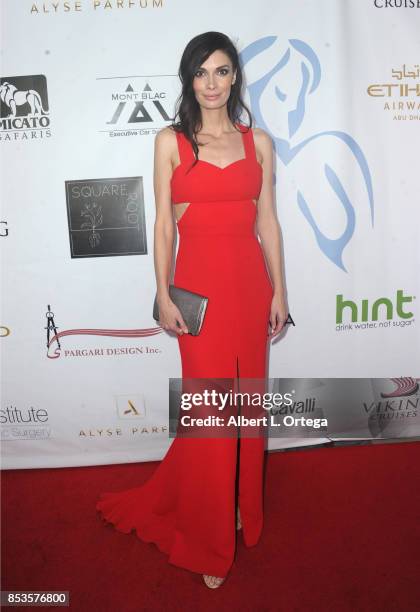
[198,157,246,171]
[170,157,263,182]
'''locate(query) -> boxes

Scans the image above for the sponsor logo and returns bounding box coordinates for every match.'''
[116,395,146,419]
[29,1,164,15]
[336,289,415,330]
[0,404,51,441]
[78,395,168,437]
[365,377,419,437]
[104,80,174,134]
[239,36,374,271]
[45,304,163,359]
[65,177,147,257]
[373,0,420,7]
[380,377,419,398]
[367,63,420,121]
[0,75,51,141]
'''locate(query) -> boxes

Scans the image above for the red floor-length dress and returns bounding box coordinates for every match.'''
[96,122,274,577]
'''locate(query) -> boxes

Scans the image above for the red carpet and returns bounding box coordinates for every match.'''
[2,441,419,611]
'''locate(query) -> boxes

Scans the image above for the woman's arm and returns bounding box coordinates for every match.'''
[153,128,188,334]
[254,127,288,337]
[153,127,175,303]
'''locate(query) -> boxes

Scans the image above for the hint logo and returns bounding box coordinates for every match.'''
[336,290,414,324]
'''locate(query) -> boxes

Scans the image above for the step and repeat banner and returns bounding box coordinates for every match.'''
[1,0,419,468]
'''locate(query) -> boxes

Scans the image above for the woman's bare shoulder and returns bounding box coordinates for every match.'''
[251,126,272,164]
[154,126,178,167]
[155,125,177,146]
[251,126,272,146]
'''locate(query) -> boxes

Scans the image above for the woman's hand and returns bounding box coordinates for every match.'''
[268,293,288,339]
[157,297,189,335]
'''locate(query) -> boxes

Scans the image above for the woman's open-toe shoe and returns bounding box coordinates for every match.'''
[202,509,241,588]
[203,575,226,589]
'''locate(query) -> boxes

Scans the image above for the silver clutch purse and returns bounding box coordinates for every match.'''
[153,284,208,336]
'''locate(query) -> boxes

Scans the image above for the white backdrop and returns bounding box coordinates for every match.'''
[1,0,419,469]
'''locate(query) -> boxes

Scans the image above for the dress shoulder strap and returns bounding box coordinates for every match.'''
[174,129,195,166]
[236,123,258,163]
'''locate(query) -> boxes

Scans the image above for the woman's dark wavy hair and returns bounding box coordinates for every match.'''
[171,31,252,170]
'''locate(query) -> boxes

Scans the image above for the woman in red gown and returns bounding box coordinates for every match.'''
[96,31,287,589]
